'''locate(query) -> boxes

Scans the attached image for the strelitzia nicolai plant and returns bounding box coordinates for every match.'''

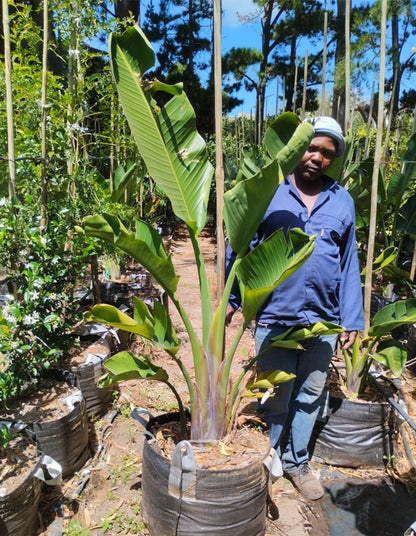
[81,26,342,442]
[339,298,416,397]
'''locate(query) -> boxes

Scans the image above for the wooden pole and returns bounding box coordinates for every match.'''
[2,0,16,199]
[275,75,279,116]
[301,50,308,119]
[292,57,299,113]
[214,0,225,301]
[40,0,49,231]
[363,0,387,335]
[364,81,375,159]
[321,2,328,115]
[344,0,351,131]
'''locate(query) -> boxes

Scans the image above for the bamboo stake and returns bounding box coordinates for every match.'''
[344,0,351,131]
[406,105,416,281]
[321,2,328,115]
[282,77,286,112]
[214,0,225,300]
[275,75,279,116]
[301,50,308,119]
[2,0,16,199]
[292,58,299,113]
[363,0,387,335]
[40,0,49,231]
[364,81,375,159]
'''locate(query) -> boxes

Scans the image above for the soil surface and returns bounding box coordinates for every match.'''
[36,224,416,536]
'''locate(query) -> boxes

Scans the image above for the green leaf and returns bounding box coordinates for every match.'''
[369,298,416,338]
[224,121,313,255]
[326,129,353,182]
[270,322,344,346]
[85,303,154,337]
[246,369,296,391]
[360,245,397,276]
[85,300,180,356]
[264,112,301,160]
[236,228,315,322]
[265,116,314,177]
[99,351,169,387]
[112,163,137,203]
[223,159,282,255]
[83,214,179,294]
[372,340,407,376]
[397,193,416,237]
[109,26,213,232]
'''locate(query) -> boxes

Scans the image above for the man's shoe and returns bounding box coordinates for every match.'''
[284,464,324,500]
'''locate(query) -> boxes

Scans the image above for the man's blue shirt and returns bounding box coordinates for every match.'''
[226,176,365,331]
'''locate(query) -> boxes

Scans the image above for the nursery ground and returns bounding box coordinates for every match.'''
[38,225,416,536]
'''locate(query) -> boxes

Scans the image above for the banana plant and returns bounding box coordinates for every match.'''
[82,26,318,442]
[340,298,416,396]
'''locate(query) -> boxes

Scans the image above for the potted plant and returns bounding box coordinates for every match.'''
[311,297,416,468]
[81,25,343,536]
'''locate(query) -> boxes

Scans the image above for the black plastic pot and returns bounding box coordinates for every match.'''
[310,391,395,467]
[134,409,270,536]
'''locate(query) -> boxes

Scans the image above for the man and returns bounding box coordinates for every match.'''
[226,116,364,500]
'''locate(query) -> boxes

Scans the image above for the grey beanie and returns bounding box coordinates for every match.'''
[309,116,346,157]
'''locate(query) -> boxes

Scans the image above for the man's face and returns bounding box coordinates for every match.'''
[296,135,337,181]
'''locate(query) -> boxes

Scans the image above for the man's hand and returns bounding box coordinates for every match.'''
[225,305,236,326]
[339,330,358,351]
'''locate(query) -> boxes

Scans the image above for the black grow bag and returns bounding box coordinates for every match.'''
[69,336,115,418]
[30,389,90,478]
[310,391,395,467]
[0,452,61,536]
[136,411,269,536]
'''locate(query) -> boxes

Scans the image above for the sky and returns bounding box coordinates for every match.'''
[220,0,261,114]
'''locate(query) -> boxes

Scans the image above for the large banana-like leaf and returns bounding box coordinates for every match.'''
[236,228,315,322]
[83,213,179,294]
[369,298,416,337]
[360,245,397,276]
[112,163,137,203]
[224,121,313,255]
[99,351,169,387]
[397,193,416,237]
[85,298,180,356]
[372,340,407,376]
[109,26,213,233]
[269,321,345,349]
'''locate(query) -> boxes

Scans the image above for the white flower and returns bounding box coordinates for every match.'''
[51,257,60,265]
[40,237,48,246]
[33,279,43,289]
[29,290,40,300]
[23,311,40,325]
[0,198,8,207]
[5,313,16,324]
